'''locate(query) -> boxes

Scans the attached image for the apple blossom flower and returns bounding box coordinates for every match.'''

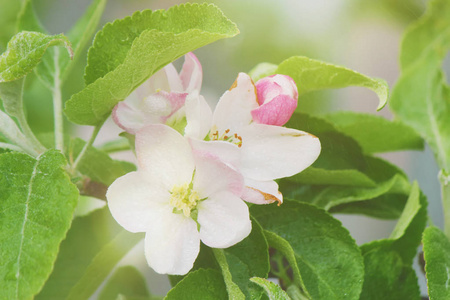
[106,124,251,275]
[252,74,298,126]
[186,73,321,205]
[112,52,202,134]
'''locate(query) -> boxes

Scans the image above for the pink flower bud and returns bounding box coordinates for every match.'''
[251,74,298,126]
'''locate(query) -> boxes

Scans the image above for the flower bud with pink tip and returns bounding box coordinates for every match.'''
[251,74,298,126]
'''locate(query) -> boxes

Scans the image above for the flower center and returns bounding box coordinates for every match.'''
[209,127,243,148]
[169,183,201,217]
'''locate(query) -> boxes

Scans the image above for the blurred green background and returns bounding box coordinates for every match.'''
[1,0,436,297]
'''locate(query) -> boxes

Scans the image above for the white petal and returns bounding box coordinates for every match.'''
[240,123,321,181]
[189,139,241,169]
[212,73,259,135]
[193,152,244,198]
[144,211,200,275]
[106,172,169,233]
[180,52,203,92]
[136,124,194,187]
[185,93,212,139]
[143,67,171,94]
[164,63,184,92]
[112,102,145,134]
[241,178,283,205]
[198,192,251,248]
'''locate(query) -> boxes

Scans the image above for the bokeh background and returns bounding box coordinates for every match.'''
[1,0,440,297]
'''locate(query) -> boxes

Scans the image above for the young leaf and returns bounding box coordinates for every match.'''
[249,62,278,82]
[359,243,421,300]
[98,266,151,300]
[0,31,72,82]
[212,249,246,300]
[423,226,450,300]
[224,219,270,299]
[250,278,291,300]
[390,0,450,170]
[325,112,424,153]
[276,56,389,110]
[251,201,364,300]
[65,3,239,125]
[165,269,228,300]
[0,150,78,300]
[36,208,144,300]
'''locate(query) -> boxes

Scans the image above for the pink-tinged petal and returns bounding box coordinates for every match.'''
[189,139,241,169]
[256,74,298,105]
[136,124,194,187]
[240,123,321,181]
[212,73,259,135]
[142,67,172,95]
[185,93,212,139]
[241,178,283,205]
[145,91,187,122]
[112,102,145,134]
[164,63,184,92]
[180,52,202,92]
[198,191,251,248]
[144,211,200,275]
[106,172,170,233]
[251,94,297,126]
[192,151,244,198]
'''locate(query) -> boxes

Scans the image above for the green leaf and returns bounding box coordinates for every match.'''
[250,278,291,300]
[70,138,136,186]
[390,0,450,170]
[17,0,46,34]
[324,112,424,153]
[276,56,389,110]
[0,31,73,82]
[65,3,239,125]
[251,201,364,300]
[0,0,24,51]
[36,207,144,300]
[213,249,246,299]
[98,266,151,300]
[0,150,78,300]
[0,77,24,118]
[165,269,228,300]
[358,183,426,299]
[423,226,450,300]
[359,243,420,300]
[282,113,375,187]
[224,219,270,299]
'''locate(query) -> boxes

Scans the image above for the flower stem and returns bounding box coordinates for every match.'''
[53,47,64,152]
[440,170,450,238]
[72,124,102,171]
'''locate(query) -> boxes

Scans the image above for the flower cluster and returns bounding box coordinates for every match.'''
[106,53,321,275]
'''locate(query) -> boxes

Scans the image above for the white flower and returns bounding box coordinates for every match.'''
[112,52,203,134]
[186,73,321,205]
[106,124,251,275]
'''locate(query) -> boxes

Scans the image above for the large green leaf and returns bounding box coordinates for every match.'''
[224,220,270,299]
[390,0,450,170]
[0,150,78,299]
[98,266,151,300]
[251,201,364,300]
[0,31,72,82]
[65,3,239,125]
[423,226,450,300]
[359,243,420,300]
[276,56,389,110]
[250,278,291,300]
[165,269,228,300]
[36,207,144,300]
[213,249,246,299]
[283,113,375,187]
[325,112,424,153]
[358,183,427,299]
[0,0,24,51]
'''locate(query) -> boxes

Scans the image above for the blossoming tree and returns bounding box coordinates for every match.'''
[0,1,449,299]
